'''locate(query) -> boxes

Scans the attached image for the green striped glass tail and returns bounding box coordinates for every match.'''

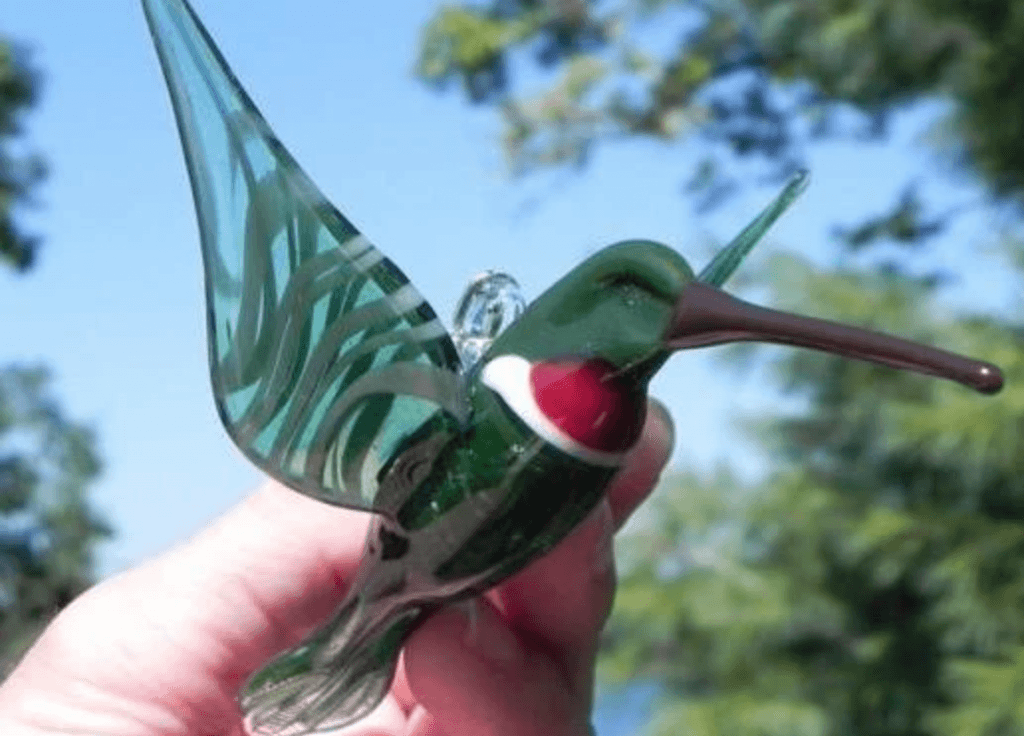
[142,0,469,512]
[242,596,422,735]
[697,170,810,287]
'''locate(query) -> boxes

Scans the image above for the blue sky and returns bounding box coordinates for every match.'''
[1,1,1014,732]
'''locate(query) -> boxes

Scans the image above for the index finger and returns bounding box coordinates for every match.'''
[489,399,674,684]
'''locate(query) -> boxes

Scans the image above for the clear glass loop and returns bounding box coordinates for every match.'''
[452,270,527,370]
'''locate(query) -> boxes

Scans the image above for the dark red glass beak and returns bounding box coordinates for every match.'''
[666,283,1003,394]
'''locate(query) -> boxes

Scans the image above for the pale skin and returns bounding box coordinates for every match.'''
[0,401,673,736]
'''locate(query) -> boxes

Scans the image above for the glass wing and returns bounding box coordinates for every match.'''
[697,170,809,287]
[143,0,466,511]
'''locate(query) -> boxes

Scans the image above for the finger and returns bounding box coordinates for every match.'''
[391,652,417,715]
[9,482,371,716]
[607,398,674,529]
[494,398,672,643]
[486,399,673,700]
[404,602,589,736]
[407,705,450,736]
[332,692,409,735]
[135,481,373,667]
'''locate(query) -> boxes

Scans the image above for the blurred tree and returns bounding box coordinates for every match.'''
[418,1,1024,734]
[417,0,1024,208]
[0,38,45,271]
[604,258,1023,735]
[0,38,108,677]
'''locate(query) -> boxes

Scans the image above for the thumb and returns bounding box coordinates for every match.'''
[0,482,370,732]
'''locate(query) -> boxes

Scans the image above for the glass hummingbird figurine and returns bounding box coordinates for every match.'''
[142,0,1004,733]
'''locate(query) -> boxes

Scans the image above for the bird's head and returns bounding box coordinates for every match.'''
[488,239,695,380]
[488,177,1002,397]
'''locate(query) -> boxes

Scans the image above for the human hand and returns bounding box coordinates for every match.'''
[0,401,673,736]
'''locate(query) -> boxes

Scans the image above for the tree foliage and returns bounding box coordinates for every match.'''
[0,36,107,676]
[605,257,1024,735]
[418,1,1024,734]
[0,367,107,677]
[0,39,45,272]
[417,0,1024,207]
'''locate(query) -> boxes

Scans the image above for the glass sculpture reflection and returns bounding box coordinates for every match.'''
[141,0,1004,732]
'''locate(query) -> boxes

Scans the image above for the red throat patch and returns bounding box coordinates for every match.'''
[530,359,646,453]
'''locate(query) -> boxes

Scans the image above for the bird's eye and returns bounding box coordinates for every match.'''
[603,274,648,307]
[604,274,648,292]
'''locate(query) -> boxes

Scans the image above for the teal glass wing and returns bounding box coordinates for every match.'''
[143,0,467,511]
[697,170,809,287]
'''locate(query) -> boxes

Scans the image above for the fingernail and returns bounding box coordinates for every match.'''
[591,498,615,575]
[647,397,675,454]
[455,601,520,665]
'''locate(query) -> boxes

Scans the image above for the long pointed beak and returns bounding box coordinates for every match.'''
[666,283,1003,394]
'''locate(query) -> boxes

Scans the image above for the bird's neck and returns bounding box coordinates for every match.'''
[480,354,647,467]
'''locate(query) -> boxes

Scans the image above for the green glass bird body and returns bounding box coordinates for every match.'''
[141,0,1004,733]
